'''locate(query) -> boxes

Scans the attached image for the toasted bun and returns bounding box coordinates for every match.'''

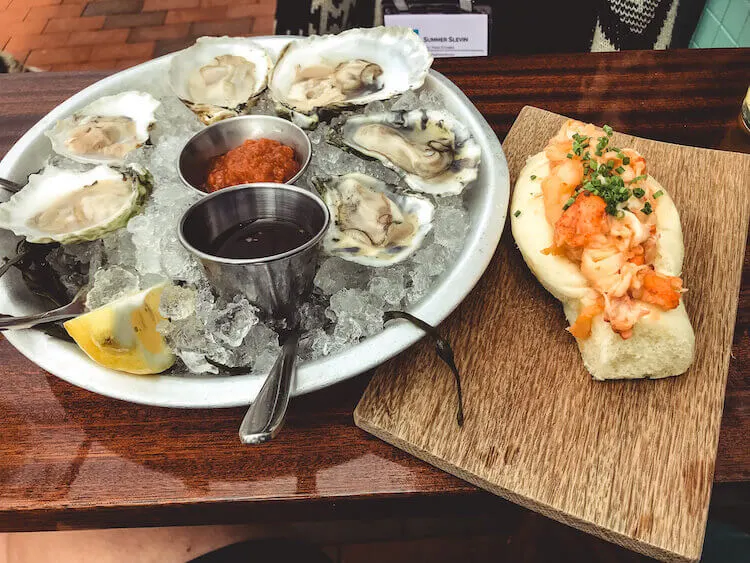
[511,152,695,380]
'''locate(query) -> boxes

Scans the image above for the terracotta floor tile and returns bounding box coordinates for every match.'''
[67,28,129,46]
[200,0,243,6]
[152,35,197,56]
[101,11,165,28]
[5,31,70,53]
[127,22,189,42]
[26,44,92,65]
[45,15,105,32]
[8,0,60,8]
[82,0,144,17]
[253,15,275,35]
[190,17,253,36]
[0,6,31,23]
[25,3,85,21]
[3,19,47,36]
[88,40,153,60]
[164,6,227,24]
[143,0,199,12]
[3,0,277,71]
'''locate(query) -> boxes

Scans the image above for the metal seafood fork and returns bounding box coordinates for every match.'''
[0,289,86,331]
[0,178,23,193]
[238,324,301,444]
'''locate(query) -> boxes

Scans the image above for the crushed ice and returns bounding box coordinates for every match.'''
[49,85,471,375]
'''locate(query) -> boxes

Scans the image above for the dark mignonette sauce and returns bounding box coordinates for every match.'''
[207,218,312,260]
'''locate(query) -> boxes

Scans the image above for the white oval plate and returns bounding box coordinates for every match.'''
[0,36,509,408]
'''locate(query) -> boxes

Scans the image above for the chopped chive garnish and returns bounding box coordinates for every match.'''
[641,202,653,215]
[616,209,625,218]
[653,190,664,198]
[630,174,648,184]
[514,210,521,217]
[571,133,590,156]
[530,175,537,180]
[560,129,646,218]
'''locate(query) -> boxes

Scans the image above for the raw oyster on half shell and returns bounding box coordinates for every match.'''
[269,27,432,128]
[331,109,481,195]
[169,36,272,124]
[0,164,151,244]
[45,91,160,166]
[313,173,434,266]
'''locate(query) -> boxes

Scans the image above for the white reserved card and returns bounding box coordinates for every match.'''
[384,13,489,58]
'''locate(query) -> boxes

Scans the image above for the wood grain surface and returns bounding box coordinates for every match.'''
[0,49,748,538]
[354,106,750,563]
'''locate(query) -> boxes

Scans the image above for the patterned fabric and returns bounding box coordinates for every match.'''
[274,0,698,52]
[591,0,681,50]
[276,0,377,35]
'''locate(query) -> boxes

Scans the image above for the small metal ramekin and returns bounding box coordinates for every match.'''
[177,115,312,196]
[178,183,330,321]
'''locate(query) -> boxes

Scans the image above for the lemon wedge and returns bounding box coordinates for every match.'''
[64,284,175,375]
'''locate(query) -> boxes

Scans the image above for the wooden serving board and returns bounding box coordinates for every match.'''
[354,106,750,562]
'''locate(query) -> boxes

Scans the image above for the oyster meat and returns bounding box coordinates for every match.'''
[331,109,481,196]
[269,27,432,128]
[45,91,160,166]
[0,164,151,244]
[169,36,272,124]
[314,173,434,266]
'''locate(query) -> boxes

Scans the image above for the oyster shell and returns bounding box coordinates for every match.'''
[169,36,272,124]
[269,27,432,127]
[0,164,151,244]
[331,109,481,196]
[314,173,434,266]
[45,91,159,166]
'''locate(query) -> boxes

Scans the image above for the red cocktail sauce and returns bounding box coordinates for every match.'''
[205,138,300,193]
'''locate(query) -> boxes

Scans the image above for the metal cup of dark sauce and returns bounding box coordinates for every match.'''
[179,183,330,444]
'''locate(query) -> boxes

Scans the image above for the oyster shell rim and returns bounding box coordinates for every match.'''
[0,164,151,245]
[331,108,482,196]
[268,26,433,118]
[168,36,273,113]
[313,172,435,267]
[44,90,160,167]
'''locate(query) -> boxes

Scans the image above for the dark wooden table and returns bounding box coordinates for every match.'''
[0,48,748,557]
